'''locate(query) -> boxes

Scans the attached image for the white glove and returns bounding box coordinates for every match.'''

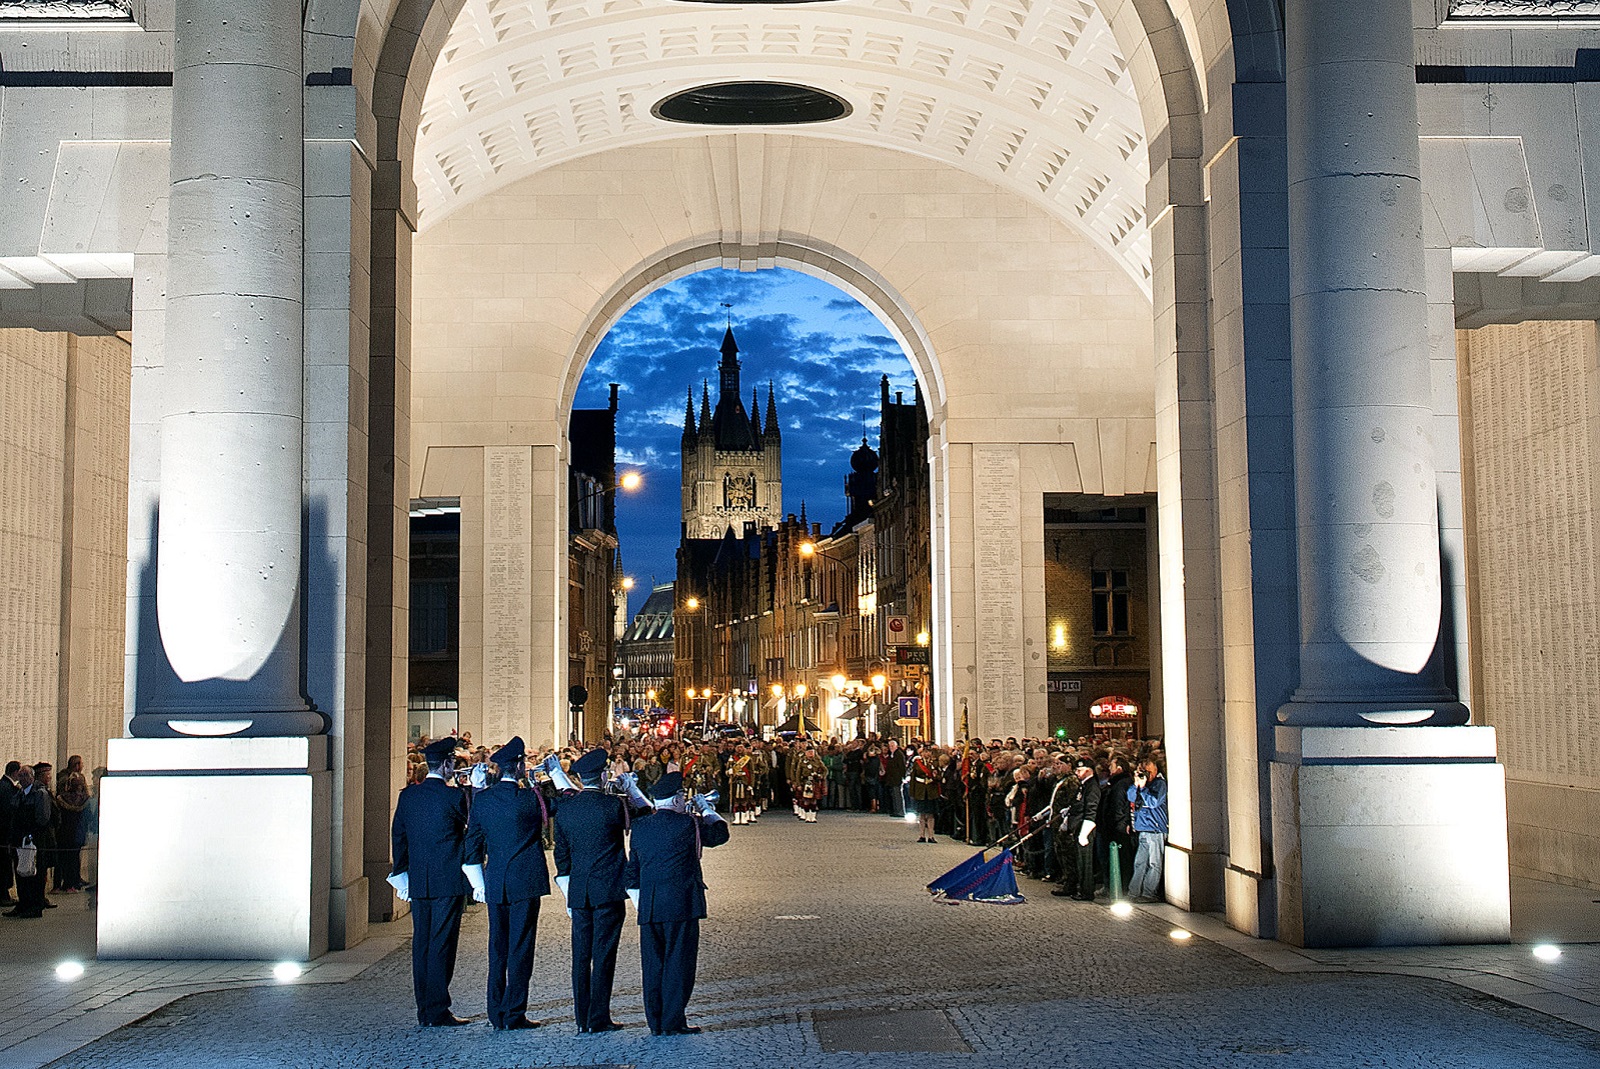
[462,863,487,903]
[1078,820,1096,847]
[554,875,570,899]
[386,872,411,903]
[627,888,641,908]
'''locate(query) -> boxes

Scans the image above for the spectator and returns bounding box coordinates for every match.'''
[5,764,53,919]
[1128,756,1169,903]
[53,755,90,893]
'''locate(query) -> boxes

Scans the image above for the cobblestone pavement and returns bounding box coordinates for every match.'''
[33,812,1600,1068]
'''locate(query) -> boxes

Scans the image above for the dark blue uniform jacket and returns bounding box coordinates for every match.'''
[391,776,470,899]
[623,810,730,924]
[552,789,629,907]
[463,780,551,903]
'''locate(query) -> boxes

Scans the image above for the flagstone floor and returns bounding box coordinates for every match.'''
[7,811,1599,1069]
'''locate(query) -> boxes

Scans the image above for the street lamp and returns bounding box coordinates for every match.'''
[684,596,700,611]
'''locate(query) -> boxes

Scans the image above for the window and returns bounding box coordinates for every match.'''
[1092,568,1132,637]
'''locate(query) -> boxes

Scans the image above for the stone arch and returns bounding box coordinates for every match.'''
[559,238,947,427]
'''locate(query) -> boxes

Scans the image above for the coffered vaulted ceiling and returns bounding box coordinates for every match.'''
[415,0,1153,293]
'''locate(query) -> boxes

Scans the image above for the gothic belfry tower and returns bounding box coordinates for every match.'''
[680,325,783,538]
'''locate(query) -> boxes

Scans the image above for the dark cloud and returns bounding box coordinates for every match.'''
[573,267,917,617]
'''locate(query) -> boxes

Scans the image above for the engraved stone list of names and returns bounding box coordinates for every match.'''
[1467,322,1600,789]
[974,446,1024,737]
[483,446,533,746]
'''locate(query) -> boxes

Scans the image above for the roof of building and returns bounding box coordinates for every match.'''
[622,582,676,642]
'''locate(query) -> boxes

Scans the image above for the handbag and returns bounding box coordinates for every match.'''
[15,835,37,878]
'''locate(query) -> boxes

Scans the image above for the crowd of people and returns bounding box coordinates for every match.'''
[405,728,1169,904]
[2,756,99,919]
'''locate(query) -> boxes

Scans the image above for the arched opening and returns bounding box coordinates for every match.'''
[375,0,1208,929]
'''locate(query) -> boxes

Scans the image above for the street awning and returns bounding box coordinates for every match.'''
[709,696,730,716]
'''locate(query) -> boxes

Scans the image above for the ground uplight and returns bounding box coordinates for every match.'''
[55,961,85,981]
[1169,928,1193,942]
[1109,901,1134,918]
[273,961,304,982]
[1532,944,1561,962]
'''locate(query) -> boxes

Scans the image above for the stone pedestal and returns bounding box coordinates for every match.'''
[1271,726,1510,948]
[98,737,331,960]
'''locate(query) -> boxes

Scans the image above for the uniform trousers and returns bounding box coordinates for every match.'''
[570,901,625,1029]
[408,895,465,1025]
[639,919,699,1034]
[486,898,540,1027]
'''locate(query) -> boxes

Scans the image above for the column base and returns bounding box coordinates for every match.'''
[1271,725,1510,947]
[1276,696,1468,726]
[98,736,331,960]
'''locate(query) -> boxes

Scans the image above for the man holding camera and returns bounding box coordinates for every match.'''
[1128,757,1169,903]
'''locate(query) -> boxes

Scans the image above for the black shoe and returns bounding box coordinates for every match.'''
[42,900,57,909]
[1050,888,1074,897]
[915,837,926,843]
[1073,893,1097,902]
[667,1025,703,1035]
[926,837,938,843]
[426,1013,472,1027]
[585,1021,623,1033]
[504,1017,541,1030]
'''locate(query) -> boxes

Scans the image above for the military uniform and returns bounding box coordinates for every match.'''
[391,737,472,1026]
[791,749,827,822]
[463,737,550,1030]
[624,772,731,1036]
[553,748,630,1033]
[726,753,755,823]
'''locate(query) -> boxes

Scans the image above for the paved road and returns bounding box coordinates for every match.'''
[45,811,1600,1068]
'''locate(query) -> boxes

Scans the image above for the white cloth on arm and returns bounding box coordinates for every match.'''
[386,872,410,902]
[462,863,487,902]
[627,888,640,908]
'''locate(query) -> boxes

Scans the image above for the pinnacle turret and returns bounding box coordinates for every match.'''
[764,380,781,439]
[749,388,763,440]
[699,381,711,432]
[682,385,697,440]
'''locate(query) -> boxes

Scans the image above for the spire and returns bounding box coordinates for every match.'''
[720,325,739,364]
[799,500,808,527]
[881,373,891,409]
[764,380,780,438]
[699,380,711,432]
[750,388,763,439]
[682,385,697,440]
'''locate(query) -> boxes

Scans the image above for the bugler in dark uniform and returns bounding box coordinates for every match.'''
[553,747,631,1033]
[624,771,730,1036]
[463,736,550,1031]
[390,736,473,1027]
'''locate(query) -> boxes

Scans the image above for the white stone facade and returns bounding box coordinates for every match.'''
[0,0,1596,952]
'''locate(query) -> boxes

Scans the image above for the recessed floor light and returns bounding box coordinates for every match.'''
[1110,901,1134,917]
[55,961,85,981]
[273,961,303,982]
[1169,928,1193,941]
[1532,944,1561,962]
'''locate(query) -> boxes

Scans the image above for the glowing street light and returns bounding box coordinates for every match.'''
[684,596,700,611]
[831,673,847,691]
[618,470,642,491]
[870,673,887,690]
[620,575,635,591]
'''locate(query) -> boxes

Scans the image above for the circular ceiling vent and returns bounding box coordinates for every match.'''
[652,82,851,125]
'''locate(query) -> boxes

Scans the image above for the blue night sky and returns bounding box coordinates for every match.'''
[572,267,917,620]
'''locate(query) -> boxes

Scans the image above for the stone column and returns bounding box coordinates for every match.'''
[143,0,321,736]
[1278,0,1464,727]
[1269,1,1508,948]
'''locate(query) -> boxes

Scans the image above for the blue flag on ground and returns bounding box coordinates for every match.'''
[927,848,1025,905]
